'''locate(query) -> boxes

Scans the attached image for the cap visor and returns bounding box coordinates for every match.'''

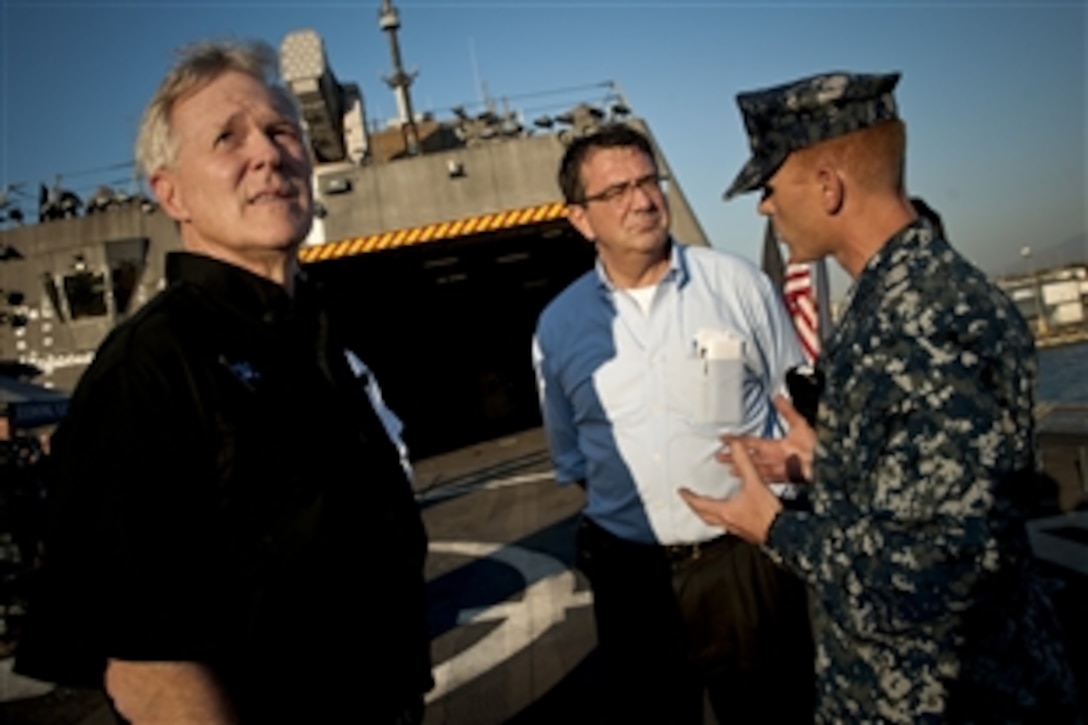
[723,157,764,200]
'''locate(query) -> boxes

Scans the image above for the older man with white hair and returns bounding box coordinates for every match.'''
[16,40,433,724]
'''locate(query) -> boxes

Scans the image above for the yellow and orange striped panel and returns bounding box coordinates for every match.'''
[299,201,568,264]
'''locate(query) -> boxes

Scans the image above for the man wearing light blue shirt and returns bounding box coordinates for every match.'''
[533,124,814,724]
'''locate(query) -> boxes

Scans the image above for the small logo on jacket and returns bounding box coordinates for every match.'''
[220,356,262,390]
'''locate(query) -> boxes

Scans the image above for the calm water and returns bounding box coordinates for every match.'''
[1038,341,1088,404]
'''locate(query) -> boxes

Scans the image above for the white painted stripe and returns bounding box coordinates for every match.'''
[1027,512,1088,576]
[426,541,593,703]
[417,470,555,503]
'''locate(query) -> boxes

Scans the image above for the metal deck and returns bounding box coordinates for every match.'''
[2,422,1086,723]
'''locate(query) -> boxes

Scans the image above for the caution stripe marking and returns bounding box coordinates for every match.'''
[299,201,568,263]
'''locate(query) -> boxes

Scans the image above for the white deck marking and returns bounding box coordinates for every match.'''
[426,541,592,703]
[1028,510,1088,576]
[416,471,555,503]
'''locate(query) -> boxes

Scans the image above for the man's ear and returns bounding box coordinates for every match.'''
[816,167,844,215]
[566,204,596,243]
[150,169,190,224]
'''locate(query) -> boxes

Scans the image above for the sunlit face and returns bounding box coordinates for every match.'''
[756,153,828,264]
[151,70,313,273]
[566,146,670,264]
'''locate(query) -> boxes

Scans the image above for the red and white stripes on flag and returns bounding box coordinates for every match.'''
[784,261,820,363]
[760,219,831,365]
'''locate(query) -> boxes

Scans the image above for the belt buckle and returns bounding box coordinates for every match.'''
[666,540,701,565]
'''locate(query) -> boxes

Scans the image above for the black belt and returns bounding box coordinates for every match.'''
[580,517,732,567]
[662,534,731,566]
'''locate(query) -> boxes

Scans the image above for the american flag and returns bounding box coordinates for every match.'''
[760,220,829,364]
[784,262,820,363]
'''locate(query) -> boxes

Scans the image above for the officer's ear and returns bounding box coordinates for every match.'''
[816,166,844,216]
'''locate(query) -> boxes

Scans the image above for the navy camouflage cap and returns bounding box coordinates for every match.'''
[723,71,901,200]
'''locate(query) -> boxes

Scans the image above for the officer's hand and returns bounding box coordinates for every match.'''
[718,395,814,483]
[680,440,782,545]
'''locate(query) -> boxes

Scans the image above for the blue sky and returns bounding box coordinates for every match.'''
[1,1,1084,295]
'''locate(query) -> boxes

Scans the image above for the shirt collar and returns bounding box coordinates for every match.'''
[166,251,296,325]
[593,237,688,294]
[833,216,935,340]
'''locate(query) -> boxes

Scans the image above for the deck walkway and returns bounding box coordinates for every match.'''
[1,416,1086,723]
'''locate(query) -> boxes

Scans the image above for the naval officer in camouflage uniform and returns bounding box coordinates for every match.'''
[680,71,1082,722]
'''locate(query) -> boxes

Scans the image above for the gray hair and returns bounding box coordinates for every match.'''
[134,39,298,179]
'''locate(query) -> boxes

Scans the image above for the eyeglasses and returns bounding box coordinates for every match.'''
[578,172,667,205]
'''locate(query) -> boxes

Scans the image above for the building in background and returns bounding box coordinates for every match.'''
[997,264,1088,348]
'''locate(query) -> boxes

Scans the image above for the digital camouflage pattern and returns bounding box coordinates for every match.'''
[724,71,900,200]
[764,219,1081,722]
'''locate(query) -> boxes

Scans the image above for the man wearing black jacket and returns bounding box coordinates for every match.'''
[16,39,433,724]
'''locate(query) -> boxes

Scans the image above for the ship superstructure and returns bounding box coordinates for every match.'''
[0,3,708,454]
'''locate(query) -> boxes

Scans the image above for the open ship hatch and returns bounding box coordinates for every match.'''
[302,213,593,459]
